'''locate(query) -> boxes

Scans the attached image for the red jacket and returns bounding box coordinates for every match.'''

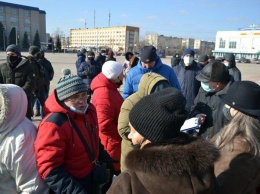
[34,90,99,180]
[91,73,123,171]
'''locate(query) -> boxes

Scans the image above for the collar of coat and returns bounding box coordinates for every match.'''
[125,132,220,177]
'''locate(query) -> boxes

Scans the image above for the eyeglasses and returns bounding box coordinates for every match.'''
[67,92,88,103]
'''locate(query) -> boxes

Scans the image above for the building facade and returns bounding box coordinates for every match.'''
[0,1,46,49]
[213,28,260,59]
[70,26,139,52]
[146,34,183,55]
[194,39,215,54]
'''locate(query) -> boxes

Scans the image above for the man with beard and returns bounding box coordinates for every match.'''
[0,44,35,120]
[90,61,124,177]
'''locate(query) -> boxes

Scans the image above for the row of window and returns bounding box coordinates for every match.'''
[72,31,126,35]
[0,6,30,16]
[0,16,30,24]
[219,40,237,49]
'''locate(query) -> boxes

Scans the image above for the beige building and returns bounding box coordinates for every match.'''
[0,2,46,49]
[70,26,139,52]
[146,34,183,54]
[194,39,215,54]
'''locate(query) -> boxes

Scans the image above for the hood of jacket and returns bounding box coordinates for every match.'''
[136,57,164,74]
[125,133,220,177]
[0,84,27,142]
[137,72,170,98]
[90,73,119,91]
[77,51,85,57]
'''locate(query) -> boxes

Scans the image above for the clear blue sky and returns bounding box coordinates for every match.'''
[4,0,260,41]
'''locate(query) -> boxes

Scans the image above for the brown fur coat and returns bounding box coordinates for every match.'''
[108,133,220,194]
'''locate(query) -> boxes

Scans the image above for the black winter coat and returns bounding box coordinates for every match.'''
[189,81,233,139]
[173,61,201,111]
[0,58,35,118]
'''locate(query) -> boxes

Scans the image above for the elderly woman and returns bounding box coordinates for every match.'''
[108,88,220,194]
[212,81,260,194]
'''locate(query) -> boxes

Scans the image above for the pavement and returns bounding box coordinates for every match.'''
[1,52,260,126]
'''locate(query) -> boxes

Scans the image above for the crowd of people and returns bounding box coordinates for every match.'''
[0,44,260,194]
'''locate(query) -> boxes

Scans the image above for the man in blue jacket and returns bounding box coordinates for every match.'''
[123,45,181,99]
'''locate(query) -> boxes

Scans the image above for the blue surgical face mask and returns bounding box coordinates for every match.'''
[69,104,89,114]
[201,82,215,93]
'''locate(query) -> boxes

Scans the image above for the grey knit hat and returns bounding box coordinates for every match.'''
[6,44,21,56]
[129,87,188,142]
[56,74,87,101]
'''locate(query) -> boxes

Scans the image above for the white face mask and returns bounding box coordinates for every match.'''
[184,56,193,66]
[69,104,89,114]
[224,62,229,67]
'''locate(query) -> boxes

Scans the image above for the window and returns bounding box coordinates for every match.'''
[24,26,30,32]
[11,9,18,15]
[0,7,4,13]
[229,41,237,49]
[0,16,4,21]
[25,18,30,24]
[219,39,225,48]
[24,10,30,17]
[11,17,18,23]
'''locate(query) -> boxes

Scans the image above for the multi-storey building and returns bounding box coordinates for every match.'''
[146,34,183,55]
[213,26,260,59]
[0,1,46,49]
[70,26,139,52]
[194,39,215,54]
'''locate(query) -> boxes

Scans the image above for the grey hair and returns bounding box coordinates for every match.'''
[213,112,260,156]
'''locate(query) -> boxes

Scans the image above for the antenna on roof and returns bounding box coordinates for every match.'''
[108,9,111,27]
[85,19,87,29]
[94,10,95,28]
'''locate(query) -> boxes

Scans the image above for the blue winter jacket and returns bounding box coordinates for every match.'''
[123,57,181,99]
[76,52,86,70]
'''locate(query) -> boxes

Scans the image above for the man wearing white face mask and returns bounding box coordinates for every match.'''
[173,48,201,111]
[189,61,233,139]
[222,53,241,81]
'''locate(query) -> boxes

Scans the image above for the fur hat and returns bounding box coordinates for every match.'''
[102,61,123,80]
[56,74,87,101]
[198,54,209,62]
[29,46,40,55]
[140,46,157,63]
[182,48,195,57]
[129,88,187,142]
[196,61,230,83]
[221,81,260,117]
[6,44,21,56]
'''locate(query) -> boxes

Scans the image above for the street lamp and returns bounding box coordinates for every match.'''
[3,27,5,51]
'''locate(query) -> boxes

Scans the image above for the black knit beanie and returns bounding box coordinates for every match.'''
[6,44,21,56]
[56,74,87,101]
[29,45,40,55]
[129,87,188,142]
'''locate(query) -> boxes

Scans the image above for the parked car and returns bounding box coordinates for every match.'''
[256,60,260,64]
[240,58,251,63]
[235,58,241,63]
